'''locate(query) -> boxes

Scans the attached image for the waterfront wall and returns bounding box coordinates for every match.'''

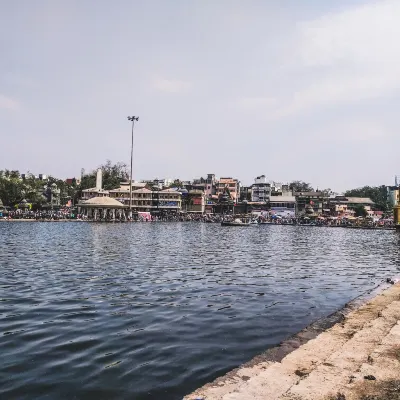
[184,279,400,400]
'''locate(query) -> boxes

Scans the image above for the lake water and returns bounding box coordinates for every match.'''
[1,222,399,399]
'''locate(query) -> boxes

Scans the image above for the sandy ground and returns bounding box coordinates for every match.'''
[185,282,400,400]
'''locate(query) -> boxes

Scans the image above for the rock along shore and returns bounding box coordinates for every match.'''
[184,280,400,400]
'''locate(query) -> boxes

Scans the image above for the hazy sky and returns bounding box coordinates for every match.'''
[1,0,399,191]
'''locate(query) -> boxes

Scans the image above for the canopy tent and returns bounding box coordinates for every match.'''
[18,199,31,209]
[138,212,152,221]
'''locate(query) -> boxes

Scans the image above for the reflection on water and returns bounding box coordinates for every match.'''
[1,223,400,399]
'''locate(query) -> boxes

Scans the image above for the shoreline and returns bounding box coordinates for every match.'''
[184,279,400,400]
[0,219,83,222]
[0,219,396,230]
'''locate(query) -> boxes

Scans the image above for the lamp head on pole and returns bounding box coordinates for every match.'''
[127,116,139,122]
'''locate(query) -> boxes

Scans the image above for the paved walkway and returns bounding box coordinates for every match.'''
[185,283,400,400]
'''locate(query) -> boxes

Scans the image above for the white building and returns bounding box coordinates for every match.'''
[109,187,182,212]
[270,181,291,196]
[269,195,296,217]
[142,178,174,190]
[251,175,270,202]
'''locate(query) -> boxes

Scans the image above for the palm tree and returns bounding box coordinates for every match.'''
[182,195,194,211]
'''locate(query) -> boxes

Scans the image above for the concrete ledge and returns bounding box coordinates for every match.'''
[184,278,400,400]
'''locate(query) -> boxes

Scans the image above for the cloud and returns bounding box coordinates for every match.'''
[262,0,400,119]
[0,94,19,111]
[310,118,387,143]
[237,96,277,110]
[152,77,191,93]
[297,0,399,69]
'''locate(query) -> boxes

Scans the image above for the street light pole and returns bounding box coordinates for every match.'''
[127,116,139,219]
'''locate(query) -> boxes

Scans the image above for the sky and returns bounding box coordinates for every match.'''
[1,0,399,192]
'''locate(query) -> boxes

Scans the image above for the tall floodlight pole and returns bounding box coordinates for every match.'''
[127,116,139,219]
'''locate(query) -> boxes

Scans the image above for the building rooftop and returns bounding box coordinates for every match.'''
[109,187,130,192]
[132,188,153,194]
[269,196,296,203]
[120,181,147,188]
[110,182,148,192]
[82,187,109,194]
[219,177,237,183]
[335,197,374,205]
[161,188,181,194]
[189,189,204,194]
[80,197,126,207]
[294,191,326,197]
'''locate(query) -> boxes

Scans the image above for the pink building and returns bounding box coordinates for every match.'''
[217,177,240,202]
[205,174,216,199]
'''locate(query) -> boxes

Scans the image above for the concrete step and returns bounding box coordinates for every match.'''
[184,283,400,400]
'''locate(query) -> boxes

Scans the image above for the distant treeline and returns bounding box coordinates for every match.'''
[0,163,391,211]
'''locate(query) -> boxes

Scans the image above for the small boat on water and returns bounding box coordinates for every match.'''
[221,218,251,227]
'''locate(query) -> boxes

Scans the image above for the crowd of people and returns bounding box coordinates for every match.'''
[136,212,224,223]
[1,208,395,229]
[1,209,76,220]
[257,215,395,228]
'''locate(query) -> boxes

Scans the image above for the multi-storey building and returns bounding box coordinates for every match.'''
[294,191,329,215]
[186,190,206,213]
[251,175,270,202]
[21,173,48,181]
[190,178,206,192]
[269,196,296,217]
[328,196,374,217]
[109,187,181,212]
[240,186,252,202]
[191,174,216,198]
[142,178,174,190]
[217,177,240,202]
[205,174,217,199]
[270,182,291,197]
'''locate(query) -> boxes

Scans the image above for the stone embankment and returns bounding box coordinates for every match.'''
[185,281,400,400]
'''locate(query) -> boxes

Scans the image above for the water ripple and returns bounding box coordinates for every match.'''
[1,223,400,399]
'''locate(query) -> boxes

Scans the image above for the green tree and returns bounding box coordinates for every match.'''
[79,174,96,191]
[0,172,24,206]
[353,204,368,217]
[321,188,333,195]
[289,181,314,193]
[0,170,53,208]
[101,160,129,190]
[80,161,128,191]
[182,195,194,211]
[344,185,389,211]
[172,179,182,188]
[76,161,129,202]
